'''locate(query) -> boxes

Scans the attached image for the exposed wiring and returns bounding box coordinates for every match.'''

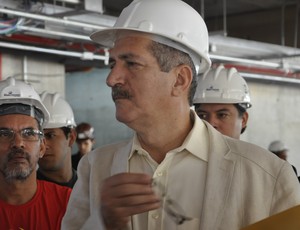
[0,17,25,35]
[0,0,44,35]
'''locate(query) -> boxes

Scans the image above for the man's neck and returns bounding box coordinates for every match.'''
[38,164,73,184]
[136,109,194,163]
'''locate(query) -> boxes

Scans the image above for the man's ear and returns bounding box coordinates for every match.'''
[39,138,46,158]
[68,129,77,147]
[172,64,193,97]
[242,111,249,129]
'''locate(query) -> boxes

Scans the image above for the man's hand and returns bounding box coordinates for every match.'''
[100,173,160,229]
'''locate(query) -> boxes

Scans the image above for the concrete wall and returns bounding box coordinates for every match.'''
[66,68,300,172]
[1,53,65,95]
[242,80,300,171]
[65,68,133,153]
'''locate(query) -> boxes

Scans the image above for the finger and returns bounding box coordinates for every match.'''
[105,183,155,198]
[101,173,154,199]
[114,193,161,207]
[105,172,153,187]
[118,201,161,217]
[101,194,160,229]
[101,209,130,229]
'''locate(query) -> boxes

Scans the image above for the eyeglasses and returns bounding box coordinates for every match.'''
[152,179,193,225]
[0,128,44,142]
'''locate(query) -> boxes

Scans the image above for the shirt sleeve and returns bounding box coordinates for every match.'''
[271,161,300,215]
[61,154,106,230]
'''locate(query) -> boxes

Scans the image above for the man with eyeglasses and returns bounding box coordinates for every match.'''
[0,77,71,230]
[62,0,300,229]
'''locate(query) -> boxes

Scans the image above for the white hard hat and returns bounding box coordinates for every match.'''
[268,140,288,152]
[76,122,94,141]
[40,92,76,129]
[0,77,49,127]
[90,0,211,74]
[193,65,252,108]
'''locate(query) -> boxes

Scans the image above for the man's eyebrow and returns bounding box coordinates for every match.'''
[0,126,36,131]
[197,108,230,113]
[44,130,55,133]
[216,108,230,113]
[197,109,207,113]
[110,53,142,62]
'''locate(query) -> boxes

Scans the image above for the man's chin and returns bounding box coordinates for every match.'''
[4,167,32,182]
[115,113,132,124]
[116,115,127,123]
[115,105,137,124]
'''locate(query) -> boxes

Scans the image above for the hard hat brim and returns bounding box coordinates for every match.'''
[90,28,211,74]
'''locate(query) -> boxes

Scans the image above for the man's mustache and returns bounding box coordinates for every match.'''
[8,148,30,162]
[112,85,132,101]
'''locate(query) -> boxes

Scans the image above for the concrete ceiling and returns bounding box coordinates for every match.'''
[0,0,300,76]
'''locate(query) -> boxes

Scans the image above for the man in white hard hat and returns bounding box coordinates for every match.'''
[72,122,95,170]
[62,0,300,229]
[193,65,251,139]
[37,92,78,188]
[0,77,71,229]
[268,140,298,177]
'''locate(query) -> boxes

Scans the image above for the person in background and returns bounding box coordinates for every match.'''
[37,92,77,188]
[62,0,300,229]
[193,65,251,139]
[268,140,298,176]
[72,122,95,170]
[0,77,71,230]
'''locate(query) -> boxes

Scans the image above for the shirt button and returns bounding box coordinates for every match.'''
[157,171,163,177]
[152,213,159,219]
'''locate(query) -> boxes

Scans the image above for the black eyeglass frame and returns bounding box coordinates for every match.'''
[0,128,44,142]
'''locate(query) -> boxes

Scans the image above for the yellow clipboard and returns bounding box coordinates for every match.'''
[241,205,300,230]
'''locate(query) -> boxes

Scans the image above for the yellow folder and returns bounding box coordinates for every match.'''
[241,205,300,230]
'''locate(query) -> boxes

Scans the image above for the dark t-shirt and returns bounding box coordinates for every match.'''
[37,168,78,188]
[71,152,82,170]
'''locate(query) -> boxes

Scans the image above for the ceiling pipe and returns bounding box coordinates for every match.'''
[0,8,106,30]
[2,5,300,81]
[200,0,205,19]
[1,41,299,85]
[1,40,299,75]
[210,53,300,72]
[210,54,282,69]
[294,1,299,48]
[281,1,286,46]
[223,0,227,36]
[0,41,109,64]
[224,63,299,77]
[241,72,300,84]
[23,56,28,82]
[0,53,2,80]
[17,25,91,41]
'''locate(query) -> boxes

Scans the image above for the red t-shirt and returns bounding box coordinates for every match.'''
[0,180,71,230]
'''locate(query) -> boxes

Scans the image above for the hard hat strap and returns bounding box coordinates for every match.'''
[0,103,44,126]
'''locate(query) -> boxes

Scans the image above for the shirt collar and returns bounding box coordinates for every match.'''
[129,110,209,162]
[184,110,209,162]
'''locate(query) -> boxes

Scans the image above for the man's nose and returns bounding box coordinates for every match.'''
[11,132,25,148]
[106,63,126,87]
[206,115,219,128]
